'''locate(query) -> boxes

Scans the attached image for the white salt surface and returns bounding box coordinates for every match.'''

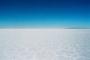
[0,29,90,60]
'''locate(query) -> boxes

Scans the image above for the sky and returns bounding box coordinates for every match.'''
[0,0,90,28]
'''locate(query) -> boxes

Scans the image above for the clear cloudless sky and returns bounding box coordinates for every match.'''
[0,0,90,28]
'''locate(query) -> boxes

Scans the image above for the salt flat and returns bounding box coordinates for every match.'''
[0,29,90,60]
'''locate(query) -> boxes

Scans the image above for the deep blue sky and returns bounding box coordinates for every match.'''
[0,0,90,28]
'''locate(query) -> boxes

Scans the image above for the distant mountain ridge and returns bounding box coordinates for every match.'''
[66,27,90,29]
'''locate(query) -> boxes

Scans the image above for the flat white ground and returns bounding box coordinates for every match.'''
[0,29,90,60]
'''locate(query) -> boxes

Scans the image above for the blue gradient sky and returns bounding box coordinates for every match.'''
[0,0,90,28]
